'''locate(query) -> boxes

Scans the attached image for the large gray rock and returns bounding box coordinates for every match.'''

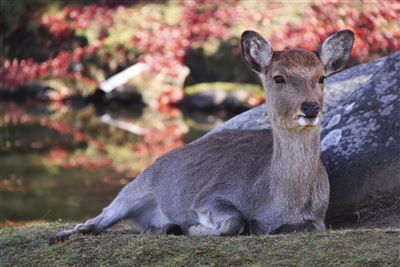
[205,52,400,227]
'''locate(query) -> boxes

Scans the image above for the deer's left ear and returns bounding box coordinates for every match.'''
[317,30,354,76]
[241,30,273,73]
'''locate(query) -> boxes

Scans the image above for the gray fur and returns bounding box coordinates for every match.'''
[318,30,354,75]
[241,31,273,73]
[55,31,354,239]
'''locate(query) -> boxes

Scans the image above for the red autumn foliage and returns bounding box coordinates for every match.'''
[38,4,114,41]
[131,0,238,76]
[269,1,400,61]
[1,103,34,124]
[1,0,399,103]
[1,44,100,90]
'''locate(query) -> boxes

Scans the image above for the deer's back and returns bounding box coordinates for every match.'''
[143,129,274,224]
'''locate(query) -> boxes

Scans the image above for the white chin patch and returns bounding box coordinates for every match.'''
[298,116,319,127]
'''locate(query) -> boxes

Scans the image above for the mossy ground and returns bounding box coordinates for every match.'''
[1,223,399,266]
[184,82,264,99]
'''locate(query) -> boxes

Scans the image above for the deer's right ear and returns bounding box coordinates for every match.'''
[241,31,273,73]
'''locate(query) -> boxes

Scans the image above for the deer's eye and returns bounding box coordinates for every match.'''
[319,76,326,84]
[273,75,286,84]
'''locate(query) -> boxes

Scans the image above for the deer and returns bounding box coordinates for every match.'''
[52,30,354,242]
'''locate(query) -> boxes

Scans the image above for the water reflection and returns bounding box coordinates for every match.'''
[0,102,233,224]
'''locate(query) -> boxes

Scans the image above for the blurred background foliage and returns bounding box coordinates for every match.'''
[0,0,399,224]
[2,0,399,94]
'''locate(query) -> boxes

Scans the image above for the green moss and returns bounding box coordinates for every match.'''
[1,223,399,266]
[185,82,264,98]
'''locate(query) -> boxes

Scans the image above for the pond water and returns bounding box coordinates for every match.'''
[0,102,235,225]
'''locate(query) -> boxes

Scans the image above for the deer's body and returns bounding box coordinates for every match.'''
[53,30,354,240]
[145,127,328,234]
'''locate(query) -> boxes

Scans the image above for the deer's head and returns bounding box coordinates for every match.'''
[241,30,354,130]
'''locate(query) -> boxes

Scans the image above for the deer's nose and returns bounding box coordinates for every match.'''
[301,102,320,118]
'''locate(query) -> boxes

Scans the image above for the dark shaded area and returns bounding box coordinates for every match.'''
[0,1,50,61]
[184,38,259,86]
[179,93,254,114]
[0,85,145,112]
[85,87,145,108]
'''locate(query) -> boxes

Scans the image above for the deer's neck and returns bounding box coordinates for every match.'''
[269,126,321,208]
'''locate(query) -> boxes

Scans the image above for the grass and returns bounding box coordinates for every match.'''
[1,223,399,266]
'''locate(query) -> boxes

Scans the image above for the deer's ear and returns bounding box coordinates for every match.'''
[241,31,273,73]
[318,30,354,75]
